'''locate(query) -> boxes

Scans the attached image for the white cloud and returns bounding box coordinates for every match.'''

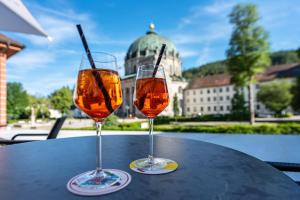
[178,1,234,29]
[7,50,56,71]
[16,2,100,47]
[203,1,235,14]
[178,48,199,58]
[29,4,90,22]
[196,47,211,65]
[19,4,132,48]
[172,21,231,45]
[6,73,22,80]
[23,72,76,95]
[25,16,78,45]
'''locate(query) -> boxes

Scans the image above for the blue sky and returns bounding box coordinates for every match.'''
[4,0,300,95]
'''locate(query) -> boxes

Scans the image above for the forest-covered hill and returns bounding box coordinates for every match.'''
[182,50,300,80]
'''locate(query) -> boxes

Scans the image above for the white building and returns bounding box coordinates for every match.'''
[183,62,300,117]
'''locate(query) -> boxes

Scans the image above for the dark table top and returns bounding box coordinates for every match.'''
[0,135,299,200]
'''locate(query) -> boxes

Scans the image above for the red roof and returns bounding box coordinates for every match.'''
[0,34,25,58]
[186,62,300,89]
[186,73,231,89]
[0,34,24,49]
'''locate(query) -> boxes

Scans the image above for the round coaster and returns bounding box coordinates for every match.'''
[130,158,178,175]
[67,169,131,196]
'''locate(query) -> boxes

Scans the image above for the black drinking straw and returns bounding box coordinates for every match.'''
[152,43,166,77]
[76,24,114,113]
[76,24,96,69]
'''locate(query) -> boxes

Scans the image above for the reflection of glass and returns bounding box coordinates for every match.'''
[133,64,170,172]
[70,52,123,190]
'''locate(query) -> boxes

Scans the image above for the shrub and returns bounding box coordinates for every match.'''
[103,114,119,127]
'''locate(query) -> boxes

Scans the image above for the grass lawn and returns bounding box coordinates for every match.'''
[62,122,300,134]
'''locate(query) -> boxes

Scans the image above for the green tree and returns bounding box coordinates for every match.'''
[257,80,292,116]
[231,87,249,120]
[7,82,29,119]
[49,86,72,115]
[172,93,180,117]
[297,47,300,59]
[291,77,300,112]
[227,3,270,124]
[28,95,50,120]
[104,114,119,127]
[271,50,300,65]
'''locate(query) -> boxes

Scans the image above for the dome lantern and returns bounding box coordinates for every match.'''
[149,23,155,32]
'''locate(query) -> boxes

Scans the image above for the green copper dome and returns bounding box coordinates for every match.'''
[126,23,178,59]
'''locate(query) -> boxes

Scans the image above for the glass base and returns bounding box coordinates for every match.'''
[67,169,131,196]
[73,169,120,189]
[130,157,178,174]
[135,156,167,171]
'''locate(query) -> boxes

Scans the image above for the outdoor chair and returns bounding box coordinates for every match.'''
[266,161,300,185]
[0,117,66,145]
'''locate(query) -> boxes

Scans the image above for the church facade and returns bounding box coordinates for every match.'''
[119,24,187,117]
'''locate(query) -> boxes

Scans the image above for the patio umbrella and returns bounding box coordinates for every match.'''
[0,0,49,38]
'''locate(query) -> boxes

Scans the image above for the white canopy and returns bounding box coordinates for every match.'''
[0,0,48,37]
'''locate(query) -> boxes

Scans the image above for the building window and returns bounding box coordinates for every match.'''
[193,107,197,112]
[256,104,260,110]
[226,96,230,100]
[213,88,216,93]
[208,106,211,111]
[200,90,203,94]
[187,99,190,103]
[140,50,146,56]
[214,106,217,111]
[207,89,210,94]
[178,86,182,93]
[226,87,230,92]
[186,91,189,95]
[213,97,217,101]
[193,90,196,95]
[207,97,210,102]
[132,51,137,58]
[220,106,223,111]
[193,98,196,103]
[187,107,190,112]
[200,98,203,102]
[201,107,204,112]
[227,105,230,111]
[219,88,223,92]
[220,96,223,101]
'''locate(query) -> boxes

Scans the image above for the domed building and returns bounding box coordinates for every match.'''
[120,23,187,117]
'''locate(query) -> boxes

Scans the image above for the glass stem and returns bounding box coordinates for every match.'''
[148,118,154,164]
[96,122,103,173]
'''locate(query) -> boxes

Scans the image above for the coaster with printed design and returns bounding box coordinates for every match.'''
[67,169,131,196]
[130,158,178,175]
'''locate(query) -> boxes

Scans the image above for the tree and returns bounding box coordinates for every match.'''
[227,3,270,124]
[7,82,29,119]
[257,80,292,116]
[49,86,72,115]
[291,77,300,112]
[297,47,300,59]
[231,87,249,120]
[28,95,50,123]
[172,93,180,117]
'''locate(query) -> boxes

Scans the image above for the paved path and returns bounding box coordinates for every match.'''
[1,129,300,181]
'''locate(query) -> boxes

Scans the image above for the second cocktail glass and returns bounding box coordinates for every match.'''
[131,64,178,174]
